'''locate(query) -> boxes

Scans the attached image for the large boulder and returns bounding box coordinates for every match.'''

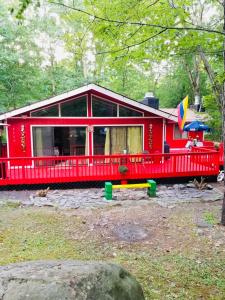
[0,260,145,300]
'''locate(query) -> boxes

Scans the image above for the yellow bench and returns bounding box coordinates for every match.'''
[104,180,157,200]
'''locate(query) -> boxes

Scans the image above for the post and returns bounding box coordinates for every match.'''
[105,182,112,200]
[147,179,157,197]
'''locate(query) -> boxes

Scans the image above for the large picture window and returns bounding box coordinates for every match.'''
[92,97,117,117]
[61,96,87,117]
[93,126,143,155]
[33,126,87,157]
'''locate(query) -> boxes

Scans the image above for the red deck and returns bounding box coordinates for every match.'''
[0,150,220,186]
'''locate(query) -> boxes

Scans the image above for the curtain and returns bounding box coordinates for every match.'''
[104,128,110,155]
[110,127,127,154]
[85,129,88,155]
[127,127,142,154]
[34,127,43,157]
[103,126,143,155]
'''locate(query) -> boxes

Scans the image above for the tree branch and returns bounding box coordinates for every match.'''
[147,0,161,8]
[51,2,225,36]
[96,28,167,55]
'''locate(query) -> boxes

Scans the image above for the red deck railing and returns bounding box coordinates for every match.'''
[194,143,224,167]
[0,150,220,186]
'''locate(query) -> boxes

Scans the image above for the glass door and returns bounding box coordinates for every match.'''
[33,127,54,156]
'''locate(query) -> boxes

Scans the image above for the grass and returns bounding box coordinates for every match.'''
[0,206,225,299]
[203,211,218,225]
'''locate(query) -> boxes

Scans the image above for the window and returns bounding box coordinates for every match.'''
[119,106,142,117]
[92,97,117,117]
[174,124,188,139]
[93,126,143,155]
[61,96,87,117]
[31,105,59,117]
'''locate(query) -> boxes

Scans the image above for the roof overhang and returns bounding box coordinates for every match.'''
[0,84,177,122]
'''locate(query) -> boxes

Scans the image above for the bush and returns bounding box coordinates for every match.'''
[118,165,129,174]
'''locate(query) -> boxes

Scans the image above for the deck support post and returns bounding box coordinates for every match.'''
[147,180,157,197]
[105,182,112,200]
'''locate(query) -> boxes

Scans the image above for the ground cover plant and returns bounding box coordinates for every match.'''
[0,198,225,299]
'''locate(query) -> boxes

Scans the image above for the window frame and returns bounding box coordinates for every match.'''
[119,104,144,117]
[91,95,118,118]
[60,95,88,118]
[30,94,88,118]
[91,94,144,118]
[30,104,60,117]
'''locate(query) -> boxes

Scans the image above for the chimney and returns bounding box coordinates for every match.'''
[141,92,159,110]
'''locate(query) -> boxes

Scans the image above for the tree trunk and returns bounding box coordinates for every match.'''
[198,46,222,108]
[221,0,225,225]
[183,56,201,111]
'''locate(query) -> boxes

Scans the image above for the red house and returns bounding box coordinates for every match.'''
[0,84,219,186]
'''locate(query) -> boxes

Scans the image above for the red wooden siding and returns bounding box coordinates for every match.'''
[166,123,204,148]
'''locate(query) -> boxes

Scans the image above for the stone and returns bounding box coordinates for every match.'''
[167,205,176,209]
[212,232,224,240]
[196,220,213,228]
[158,185,167,191]
[178,184,186,189]
[0,260,145,300]
[173,184,180,189]
[195,228,205,236]
[206,184,213,190]
[186,183,196,188]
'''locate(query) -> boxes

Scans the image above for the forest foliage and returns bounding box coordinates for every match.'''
[0,0,224,139]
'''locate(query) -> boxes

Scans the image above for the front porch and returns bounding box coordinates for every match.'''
[0,149,220,186]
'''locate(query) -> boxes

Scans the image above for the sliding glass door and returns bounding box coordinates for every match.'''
[32,126,87,157]
[33,127,54,156]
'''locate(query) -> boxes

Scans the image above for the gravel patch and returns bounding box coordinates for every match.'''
[0,183,223,209]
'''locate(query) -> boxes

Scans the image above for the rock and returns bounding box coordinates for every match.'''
[173,184,180,189]
[167,205,176,209]
[215,241,223,247]
[186,183,196,188]
[159,185,167,191]
[212,232,224,240]
[195,228,205,236]
[206,184,213,190]
[196,220,213,228]
[0,260,145,300]
[178,184,186,189]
